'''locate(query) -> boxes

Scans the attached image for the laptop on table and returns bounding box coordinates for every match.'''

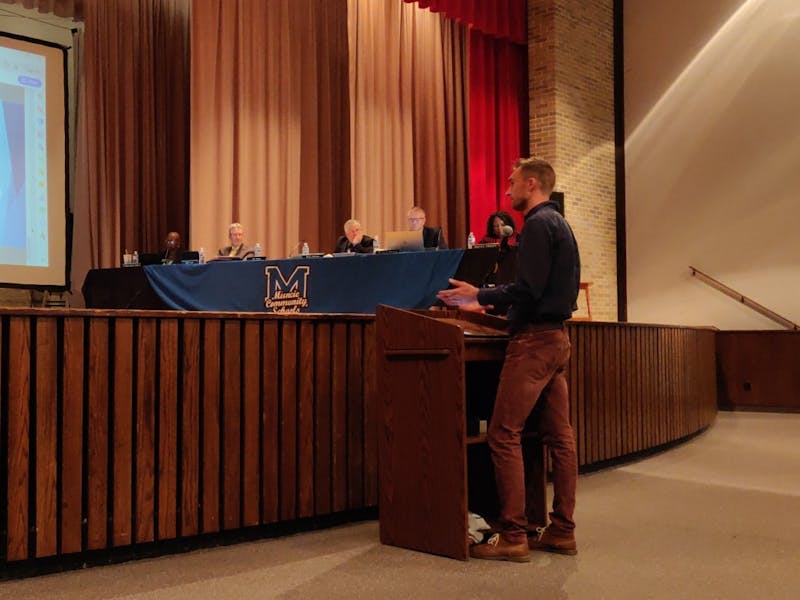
[382,230,425,252]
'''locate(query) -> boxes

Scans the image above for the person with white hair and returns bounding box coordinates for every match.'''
[218,222,252,258]
[334,219,375,253]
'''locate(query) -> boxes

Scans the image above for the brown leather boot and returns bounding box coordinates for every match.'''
[470,533,530,562]
[528,526,577,555]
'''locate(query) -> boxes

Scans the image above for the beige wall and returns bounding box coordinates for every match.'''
[529,0,618,321]
[625,0,800,329]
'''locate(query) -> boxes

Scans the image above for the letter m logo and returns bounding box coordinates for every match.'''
[265,265,310,297]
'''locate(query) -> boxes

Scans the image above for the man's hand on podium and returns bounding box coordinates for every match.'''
[437,278,492,313]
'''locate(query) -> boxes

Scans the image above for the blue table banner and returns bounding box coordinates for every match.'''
[143,250,465,314]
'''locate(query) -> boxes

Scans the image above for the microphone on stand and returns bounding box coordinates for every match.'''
[163,240,177,264]
[498,225,514,262]
[288,241,302,257]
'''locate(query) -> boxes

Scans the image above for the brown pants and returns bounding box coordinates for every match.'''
[488,326,577,543]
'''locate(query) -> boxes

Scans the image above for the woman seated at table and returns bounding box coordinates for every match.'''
[334,219,375,253]
[218,222,253,258]
[479,211,519,246]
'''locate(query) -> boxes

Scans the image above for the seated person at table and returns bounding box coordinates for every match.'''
[162,231,182,264]
[407,206,447,249]
[479,211,519,247]
[218,222,253,258]
[334,219,375,253]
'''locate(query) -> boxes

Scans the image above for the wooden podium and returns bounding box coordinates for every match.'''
[376,306,546,560]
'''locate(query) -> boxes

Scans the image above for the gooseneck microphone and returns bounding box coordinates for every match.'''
[499,225,514,254]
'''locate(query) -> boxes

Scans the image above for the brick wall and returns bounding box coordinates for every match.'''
[529,0,617,321]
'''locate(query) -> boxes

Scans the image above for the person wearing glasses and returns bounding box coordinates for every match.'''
[406,206,447,249]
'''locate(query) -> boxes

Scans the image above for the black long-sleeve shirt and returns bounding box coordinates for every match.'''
[477,200,580,331]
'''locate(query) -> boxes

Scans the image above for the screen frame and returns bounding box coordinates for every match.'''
[0,30,71,291]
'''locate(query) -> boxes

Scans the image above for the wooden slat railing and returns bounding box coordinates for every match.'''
[1,308,717,569]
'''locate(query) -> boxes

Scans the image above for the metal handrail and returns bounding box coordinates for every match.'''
[689,266,799,331]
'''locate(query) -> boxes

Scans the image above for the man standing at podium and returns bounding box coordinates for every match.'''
[438,157,580,562]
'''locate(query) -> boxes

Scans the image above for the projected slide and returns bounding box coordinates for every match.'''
[0,34,66,287]
[0,48,47,265]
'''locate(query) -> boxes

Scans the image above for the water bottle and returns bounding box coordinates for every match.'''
[132,250,139,265]
[301,242,310,256]
[123,249,131,266]
[372,237,380,252]
[199,247,205,264]
[254,242,263,257]
[467,232,476,249]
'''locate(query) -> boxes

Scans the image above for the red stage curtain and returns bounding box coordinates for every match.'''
[403,0,526,44]
[405,0,528,238]
[468,31,528,236]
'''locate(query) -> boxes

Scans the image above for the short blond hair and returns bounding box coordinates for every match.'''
[515,158,556,195]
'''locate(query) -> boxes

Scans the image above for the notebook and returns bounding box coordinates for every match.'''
[382,230,424,252]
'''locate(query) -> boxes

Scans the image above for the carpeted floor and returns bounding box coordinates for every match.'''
[3,411,799,599]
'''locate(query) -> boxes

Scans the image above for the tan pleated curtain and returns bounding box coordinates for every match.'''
[192,0,467,256]
[65,0,469,301]
[190,0,350,258]
[348,0,467,244]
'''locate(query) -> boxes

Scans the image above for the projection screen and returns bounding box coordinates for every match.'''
[0,32,67,287]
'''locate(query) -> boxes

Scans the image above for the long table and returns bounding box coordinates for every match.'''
[84,250,465,313]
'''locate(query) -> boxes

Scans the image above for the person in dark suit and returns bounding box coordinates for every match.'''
[161,231,182,264]
[406,206,447,249]
[218,222,252,258]
[334,219,375,253]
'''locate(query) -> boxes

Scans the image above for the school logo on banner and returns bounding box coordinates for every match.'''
[264,265,310,313]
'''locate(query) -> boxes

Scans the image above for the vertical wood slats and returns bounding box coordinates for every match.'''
[261,321,279,524]
[242,321,261,527]
[35,318,58,558]
[222,320,241,530]
[61,318,84,554]
[297,322,315,518]
[565,324,717,467]
[279,322,298,521]
[135,319,156,543]
[87,319,109,550]
[202,320,220,534]
[112,319,134,546]
[180,319,200,537]
[158,319,179,540]
[7,318,30,561]
[2,311,714,566]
